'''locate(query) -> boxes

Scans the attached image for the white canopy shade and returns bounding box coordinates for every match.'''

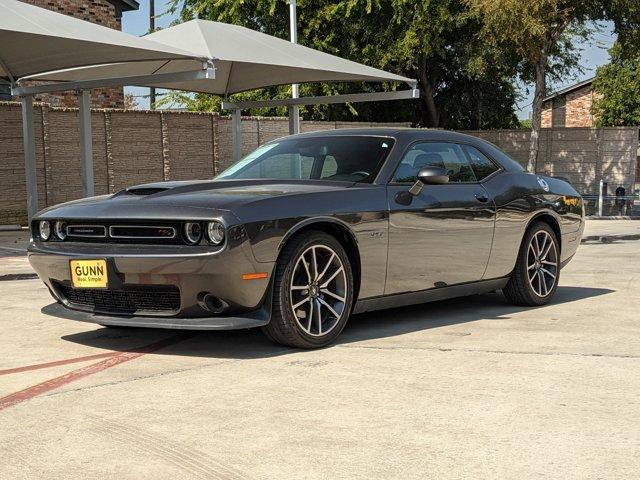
[11,11,417,222]
[29,19,415,94]
[0,0,201,82]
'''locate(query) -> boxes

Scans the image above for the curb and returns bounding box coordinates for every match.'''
[582,234,640,243]
[586,216,640,220]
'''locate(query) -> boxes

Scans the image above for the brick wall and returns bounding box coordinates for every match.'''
[16,0,126,108]
[1,101,638,225]
[541,108,552,129]
[565,87,596,127]
[542,84,598,128]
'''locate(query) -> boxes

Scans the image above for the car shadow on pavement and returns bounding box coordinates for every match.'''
[62,285,614,360]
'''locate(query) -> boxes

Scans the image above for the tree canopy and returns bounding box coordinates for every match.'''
[592,44,640,127]
[166,0,521,129]
[465,0,640,170]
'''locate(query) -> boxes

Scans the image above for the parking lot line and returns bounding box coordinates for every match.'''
[0,245,27,253]
[0,333,193,411]
[0,351,120,376]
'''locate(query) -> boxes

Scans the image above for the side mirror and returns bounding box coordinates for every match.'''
[409,167,449,195]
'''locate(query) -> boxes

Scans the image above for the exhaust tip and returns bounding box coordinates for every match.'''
[198,293,226,314]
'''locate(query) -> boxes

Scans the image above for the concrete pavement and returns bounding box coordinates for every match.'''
[0,223,639,479]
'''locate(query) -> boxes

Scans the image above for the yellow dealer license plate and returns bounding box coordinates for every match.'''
[70,259,108,288]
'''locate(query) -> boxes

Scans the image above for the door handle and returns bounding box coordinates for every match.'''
[475,193,489,203]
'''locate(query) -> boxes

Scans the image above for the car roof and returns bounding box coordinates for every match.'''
[272,128,525,173]
[289,127,488,143]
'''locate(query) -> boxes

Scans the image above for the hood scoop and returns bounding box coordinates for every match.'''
[125,187,170,196]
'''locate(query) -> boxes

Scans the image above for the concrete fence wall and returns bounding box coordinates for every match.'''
[0,102,410,225]
[464,128,639,196]
[0,101,638,225]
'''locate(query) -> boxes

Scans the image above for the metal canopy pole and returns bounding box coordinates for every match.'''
[288,0,300,135]
[77,90,94,197]
[20,95,38,221]
[232,109,242,163]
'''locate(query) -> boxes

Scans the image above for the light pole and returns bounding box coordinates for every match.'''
[149,0,156,109]
[288,0,300,134]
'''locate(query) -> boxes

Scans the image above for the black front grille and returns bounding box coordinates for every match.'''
[55,282,181,314]
[52,221,185,245]
[109,225,176,239]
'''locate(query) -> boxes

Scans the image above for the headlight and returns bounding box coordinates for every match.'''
[183,222,202,244]
[206,221,225,245]
[54,220,67,241]
[38,221,51,241]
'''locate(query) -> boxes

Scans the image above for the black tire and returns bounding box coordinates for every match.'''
[262,231,354,349]
[503,221,560,306]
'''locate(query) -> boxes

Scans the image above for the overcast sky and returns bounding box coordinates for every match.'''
[122,2,616,119]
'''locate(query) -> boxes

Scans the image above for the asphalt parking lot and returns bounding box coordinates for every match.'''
[1,221,639,479]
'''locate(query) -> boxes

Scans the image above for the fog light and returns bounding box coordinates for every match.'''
[54,220,67,240]
[206,221,225,245]
[39,220,51,241]
[184,222,202,244]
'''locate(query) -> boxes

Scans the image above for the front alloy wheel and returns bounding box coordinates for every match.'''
[263,231,353,348]
[290,244,348,336]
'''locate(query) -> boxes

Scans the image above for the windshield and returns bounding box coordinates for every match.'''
[217,136,395,183]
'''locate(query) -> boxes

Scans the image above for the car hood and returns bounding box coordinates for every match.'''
[35,179,355,222]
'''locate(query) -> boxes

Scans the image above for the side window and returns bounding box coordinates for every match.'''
[320,156,338,178]
[393,142,477,183]
[463,145,499,181]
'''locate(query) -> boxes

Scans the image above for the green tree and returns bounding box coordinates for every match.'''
[592,44,640,127]
[166,0,520,129]
[466,0,640,171]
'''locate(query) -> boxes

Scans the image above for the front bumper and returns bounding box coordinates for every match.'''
[42,302,270,330]
[28,227,275,328]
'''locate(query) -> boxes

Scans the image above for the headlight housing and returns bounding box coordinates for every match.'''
[206,221,225,245]
[38,221,51,241]
[54,220,67,241]
[183,222,202,245]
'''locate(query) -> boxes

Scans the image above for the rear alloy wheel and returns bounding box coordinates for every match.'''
[503,221,560,306]
[262,231,353,348]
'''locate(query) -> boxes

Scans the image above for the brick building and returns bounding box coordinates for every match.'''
[14,0,140,108]
[541,78,597,128]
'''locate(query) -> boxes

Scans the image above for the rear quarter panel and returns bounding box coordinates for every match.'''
[482,172,584,279]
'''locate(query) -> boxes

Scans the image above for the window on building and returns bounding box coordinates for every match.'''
[552,96,566,127]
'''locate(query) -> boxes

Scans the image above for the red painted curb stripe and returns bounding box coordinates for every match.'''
[0,352,119,376]
[0,333,193,411]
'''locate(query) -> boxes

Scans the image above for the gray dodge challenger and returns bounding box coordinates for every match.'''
[28,128,584,348]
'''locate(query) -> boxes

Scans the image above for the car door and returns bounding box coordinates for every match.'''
[384,141,497,295]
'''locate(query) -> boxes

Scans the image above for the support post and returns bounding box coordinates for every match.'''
[232,109,242,163]
[598,179,604,217]
[78,90,94,197]
[288,106,300,135]
[20,95,38,221]
[288,0,300,135]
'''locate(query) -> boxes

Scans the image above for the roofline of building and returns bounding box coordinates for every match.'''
[543,77,595,102]
[119,0,140,11]
[105,0,139,20]
[111,0,139,11]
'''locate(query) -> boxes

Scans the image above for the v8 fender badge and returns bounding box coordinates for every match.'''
[537,177,550,192]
